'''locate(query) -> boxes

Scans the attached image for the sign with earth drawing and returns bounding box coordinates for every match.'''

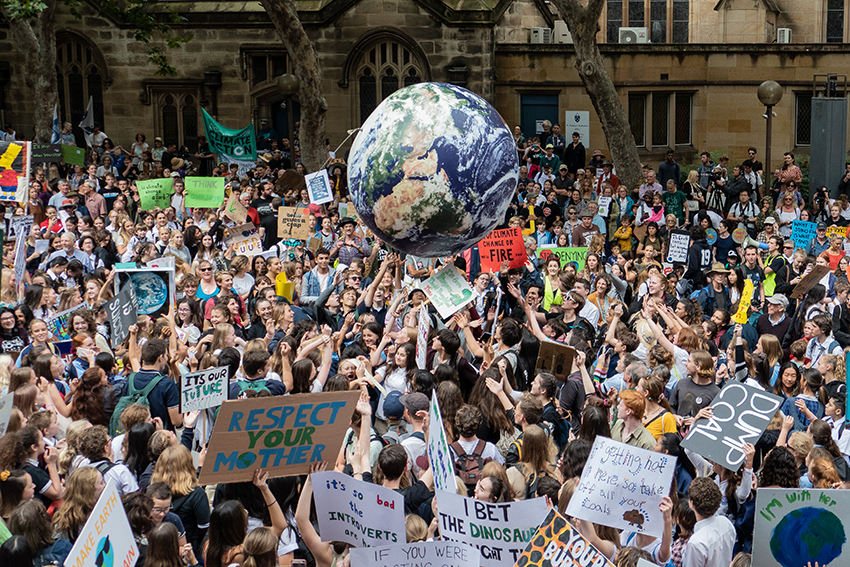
[114,266,176,321]
[421,266,476,320]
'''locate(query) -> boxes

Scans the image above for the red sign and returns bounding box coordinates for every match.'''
[478,227,526,272]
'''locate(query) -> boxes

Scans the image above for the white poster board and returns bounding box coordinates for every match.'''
[224,222,264,257]
[180,366,228,413]
[64,480,139,567]
[428,394,456,492]
[0,392,14,435]
[416,308,429,370]
[421,267,476,320]
[597,196,612,217]
[351,541,480,567]
[566,436,675,539]
[565,111,590,149]
[667,230,691,264]
[306,168,334,205]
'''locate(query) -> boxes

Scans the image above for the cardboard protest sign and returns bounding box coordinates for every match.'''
[351,541,480,567]
[428,394,456,492]
[535,340,576,382]
[137,177,173,210]
[306,169,334,205]
[46,303,87,340]
[0,393,14,436]
[181,366,228,413]
[826,226,848,240]
[421,267,476,320]
[681,382,783,471]
[566,436,675,539]
[105,281,138,347]
[515,508,615,567]
[479,227,526,272]
[597,196,612,217]
[791,264,832,299]
[667,230,690,264]
[312,471,405,547]
[202,108,257,161]
[537,247,588,272]
[198,391,359,484]
[0,140,30,202]
[61,144,85,166]
[184,177,225,208]
[732,278,754,324]
[224,223,264,257]
[31,143,63,163]
[64,480,139,567]
[307,237,323,253]
[754,488,850,567]
[115,267,176,320]
[224,194,248,224]
[278,206,311,240]
[416,307,429,370]
[791,220,817,249]
[436,490,548,567]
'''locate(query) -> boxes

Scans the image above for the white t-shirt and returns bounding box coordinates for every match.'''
[448,438,505,465]
[233,273,255,296]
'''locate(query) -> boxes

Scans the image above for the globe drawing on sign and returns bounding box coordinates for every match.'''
[770,507,845,567]
[348,82,519,257]
[129,272,168,315]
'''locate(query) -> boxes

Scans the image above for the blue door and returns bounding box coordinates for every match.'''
[521,95,559,141]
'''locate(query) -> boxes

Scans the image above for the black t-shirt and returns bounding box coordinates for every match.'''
[540,201,563,228]
[23,462,53,507]
[100,186,120,212]
[251,196,277,249]
[123,370,180,430]
[669,378,720,417]
[557,373,585,434]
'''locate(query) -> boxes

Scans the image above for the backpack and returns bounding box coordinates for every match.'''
[452,440,492,490]
[109,373,165,437]
[92,459,117,477]
[236,379,271,396]
[515,463,556,500]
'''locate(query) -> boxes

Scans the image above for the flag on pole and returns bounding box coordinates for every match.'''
[51,103,61,144]
[78,96,94,148]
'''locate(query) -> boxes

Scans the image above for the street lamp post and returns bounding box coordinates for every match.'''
[757,80,783,186]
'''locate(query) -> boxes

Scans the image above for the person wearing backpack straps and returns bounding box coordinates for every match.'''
[398,393,430,478]
[805,312,843,369]
[123,328,182,432]
[228,349,286,399]
[449,405,504,496]
[504,393,546,468]
[506,425,557,500]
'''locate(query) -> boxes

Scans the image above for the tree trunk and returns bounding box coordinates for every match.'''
[550,0,642,192]
[259,0,327,172]
[6,1,58,144]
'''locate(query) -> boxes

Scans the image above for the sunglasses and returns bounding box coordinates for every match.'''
[199,267,212,272]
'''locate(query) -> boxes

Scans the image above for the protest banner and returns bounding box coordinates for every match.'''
[479,227,526,272]
[0,140,30,202]
[537,247,588,272]
[198,391,359,484]
[732,278,754,324]
[312,471,405,547]
[46,303,87,340]
[515,508,615,567]
[306,168,334,205]
[681,382,783,471]
[416,307,429,370]
[105,281,138,348]
[667,230,691,264]
[8,214,33,240]
[535,341,576,382]
[184,177,225,208]
[31,143,63,163]
[224,194,248,224]
[61,144,85,167]
[0,393,14,435]
[224,223,264,257]
[791,220,817,249]
[826,226,848,241]
[202,108,257,161]
[421,267,476,320]
[753,488,850,567]
[13,225,25,286]
[566,436,675,539]
[115,267,176,321]
[791,264,832,299]
[181,366,228,413]
[278,206,312,240]
[307,237,323,252]
[428,394,456,491]
[436,490,548,567]
[597,196,612,217]
[64,480,139,567]
[35,239,49,254]
[137,177,173,210]
[351,541,480,567]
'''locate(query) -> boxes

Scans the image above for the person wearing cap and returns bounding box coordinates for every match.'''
[380,391,411,444]
[805,222,831,257]
[256,118,278,151]
[539,144,560,172]
[572,209,601,248]
[755,288,792,342]
[534,163,555,186]
[330,217,371,266]
[398,392,429,477]
[594,160,619,194]
[553,163,573,204]
[695,263,731,320]
[588,149,605,177]
[638,170,663,201]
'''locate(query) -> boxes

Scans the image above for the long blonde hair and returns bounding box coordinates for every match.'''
[760,335,783,369]
[53,467,100,539]
[58,419,93,476]
[821,353,845,383]
[241,527,278,567]
[518,425,557,482]
[150,445,198,497]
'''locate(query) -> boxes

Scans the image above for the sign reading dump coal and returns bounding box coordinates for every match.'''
[198,391,359,484]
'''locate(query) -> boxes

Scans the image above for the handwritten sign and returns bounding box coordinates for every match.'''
[307,237,323,252]
[416,307,429,370]
[312,471,405,548]
[732,278,754,324]
[436,490,548,567]
[428,394,456,492]
[137,177,173,210]
[826,226,848,241]
[184,177,225,208]
[351,541,480,567]
[535,341,577,382]
[181,366,228,413]
[667,230,691,264]
[224,194,248,224]
[537,247,588,272]
[224,222,264,257]
[278,206,311,240]
[681,382,783,471]
[198,391,359,484]
[754,488,850,567]
[479,227,526,272]
[105,281,138,347]
[515,509,615,567]
[566,436,675,539]
[64,480,139,567]
[306,169,334,205]
[597,196,612,217]
[791,220,817,250]
[0,393,14,435]
[421,267,476,320]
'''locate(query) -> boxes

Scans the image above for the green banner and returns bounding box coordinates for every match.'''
[538,247,589,272]
[202,109,257,162]
[184,177,225,208]
[137,178,173,210]
[60,144,85,167]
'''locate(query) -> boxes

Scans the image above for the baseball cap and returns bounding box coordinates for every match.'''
[383,391,405,419]
[559,164,568,170]
[764,217,777,225]
[545,144,554,149]
[766,295,789,308]
[818,222,828,230]
[399,393,430,414]
[580,210,593,218]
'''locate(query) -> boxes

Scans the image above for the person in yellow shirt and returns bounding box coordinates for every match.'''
[637,375,678,439]
[613,214,634,253]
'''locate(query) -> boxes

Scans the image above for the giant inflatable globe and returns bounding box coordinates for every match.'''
[348,82,519,257]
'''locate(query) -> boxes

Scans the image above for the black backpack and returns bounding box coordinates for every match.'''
[452,440,492,492]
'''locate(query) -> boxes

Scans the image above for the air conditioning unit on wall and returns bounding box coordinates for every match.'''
[554,21,573,44]
[531,27,552,44]
[777,28,792,43]
[619,27,649,44]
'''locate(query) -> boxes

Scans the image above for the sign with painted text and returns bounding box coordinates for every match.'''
[184,177,225,208]
[202,108,257,161]
[825,226,848,241]
[306,168,334,205]
[732,278,754,324]
[566,436,675,539]
[0,393,14,436]
[46,303,87,341]
[535,340,576,383]
[64,480,139,567]
[224,194,248,224]
[597,196,612,217]
[791,264,832,299]
[312,471,405,548]
[31,143,63,163]
[224,222,264,257]
[278,206,312,240]
[515,508,615,567]
[428,394,456,491]
[436,490,548,567]
[667,230,691,264]
[105,281,138,347]
[537,247,588,272]
[198,391,359,484]
[478,227,526,272]
[180,366,228,413]
[137,177,173,210]
[421,267,476,320]
[351,541,480,567]
[790,220,817,249]
[681,382,783,471]
[416,307,429,370]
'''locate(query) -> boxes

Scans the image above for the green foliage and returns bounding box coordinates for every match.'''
[679,148,730,185]
[796,153,811,200]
